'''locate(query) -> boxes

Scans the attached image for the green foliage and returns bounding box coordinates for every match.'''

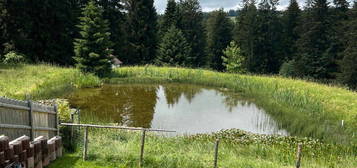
[3,51,25,64]
[74,0,113,77]
[160,0,179,35]
[177,0,207,67]
[156,26,192,67]
[283,0,301,61]
[56,99,72,122]
[294,0,334,79]
[206,9,233,71]
[279,60,297,77]
[338,3,357,89]
[125,0,157,65]
[222,41,246,73]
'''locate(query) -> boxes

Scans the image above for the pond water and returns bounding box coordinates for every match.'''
[67,84,288,135]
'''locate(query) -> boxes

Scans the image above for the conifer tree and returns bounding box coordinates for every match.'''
[160,0,179,34]
[338,1,357,89]
[283,0,301,61]
[73,0,113,77]
[156,26,192,67]
[177,0,207,67]
[125,0,157,65]
[254,0,284,73]
[295,0,333,79]
[234,0,258,73]
[206,9,233,71]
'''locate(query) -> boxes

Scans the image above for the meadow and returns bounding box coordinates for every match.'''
[1,64,356,167]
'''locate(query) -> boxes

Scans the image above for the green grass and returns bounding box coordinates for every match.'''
[110,66,357,144]
[1,64,356,167]
[49,129,356,168]
[0,64,101,100]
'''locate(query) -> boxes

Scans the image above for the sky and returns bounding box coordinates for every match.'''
[154,0,306,14]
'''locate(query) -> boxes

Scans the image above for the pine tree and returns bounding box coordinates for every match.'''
[160,0,179,35]
[177,0,207,67]
[156,26,192,67]
[283,0,301,61]
[234,0,258,73]
[125,0,158,65]
[338,1,357,89]
[206,9,233,71]
[73,0,113,77]
[295,0,333,79]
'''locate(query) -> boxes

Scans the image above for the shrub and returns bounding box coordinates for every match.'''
[222,41,246,73]
[3,51,26,64]
[279,60,297,77]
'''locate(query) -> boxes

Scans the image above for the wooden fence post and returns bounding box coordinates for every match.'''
[27,100,34,140]
[83,126,89,160]
[54,104,59,136]
[214,139,220,168]
[139,129,146,167]
[70,113,74,146]
[296,143,302,168]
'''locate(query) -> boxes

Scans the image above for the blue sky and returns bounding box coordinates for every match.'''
[154,0,305,14]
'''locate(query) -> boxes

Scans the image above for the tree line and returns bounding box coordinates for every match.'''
[0,0,356,89]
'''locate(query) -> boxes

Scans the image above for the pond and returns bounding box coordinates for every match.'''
[67,84,288,135]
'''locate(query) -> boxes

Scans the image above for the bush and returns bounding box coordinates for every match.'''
[279,60,297,77]
[3,51,26,64]
[222,41,246,73]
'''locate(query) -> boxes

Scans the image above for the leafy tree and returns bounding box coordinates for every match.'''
[125,0,158,65]
[177,0,207,67]
[338,1,357,89]
[222,41,246,73]
[160,0,179,35]
[156,26,192,67]
[73,0,113,77]
[206,9,233,71]
[295,0,334,79]
[234,0,258,73]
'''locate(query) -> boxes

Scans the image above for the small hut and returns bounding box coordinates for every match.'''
[111,56,123,68]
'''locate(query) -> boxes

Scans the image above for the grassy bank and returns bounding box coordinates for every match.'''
[0,64,101,100]
[49,129,356,168]
[110,66,357,144]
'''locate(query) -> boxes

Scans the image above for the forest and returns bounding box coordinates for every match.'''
[0,0,356,88]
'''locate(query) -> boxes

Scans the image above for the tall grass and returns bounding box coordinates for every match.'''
[49,129,357,168]
[0,64,101,100]
[111,66,357,144]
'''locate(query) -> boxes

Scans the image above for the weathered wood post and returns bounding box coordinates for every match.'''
[27,100,34,140]
[70,113,74,146]
[139,129,146,167]
[54,104,59,136]
[214,139,220,168]
[296,143,302,168]
[83,126,89,160]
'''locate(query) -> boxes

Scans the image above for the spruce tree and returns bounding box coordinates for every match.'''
[295,0,333,79]
[156,26,192,67]
[254,0,284,73]
[283,0,301,61]
[125,0,157,65]
[177,0,207,67]
[234,0,258,73]
[338,1,357,89]
[160,0,179,34]
[73,0,113,77]
[206,9,233,71]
